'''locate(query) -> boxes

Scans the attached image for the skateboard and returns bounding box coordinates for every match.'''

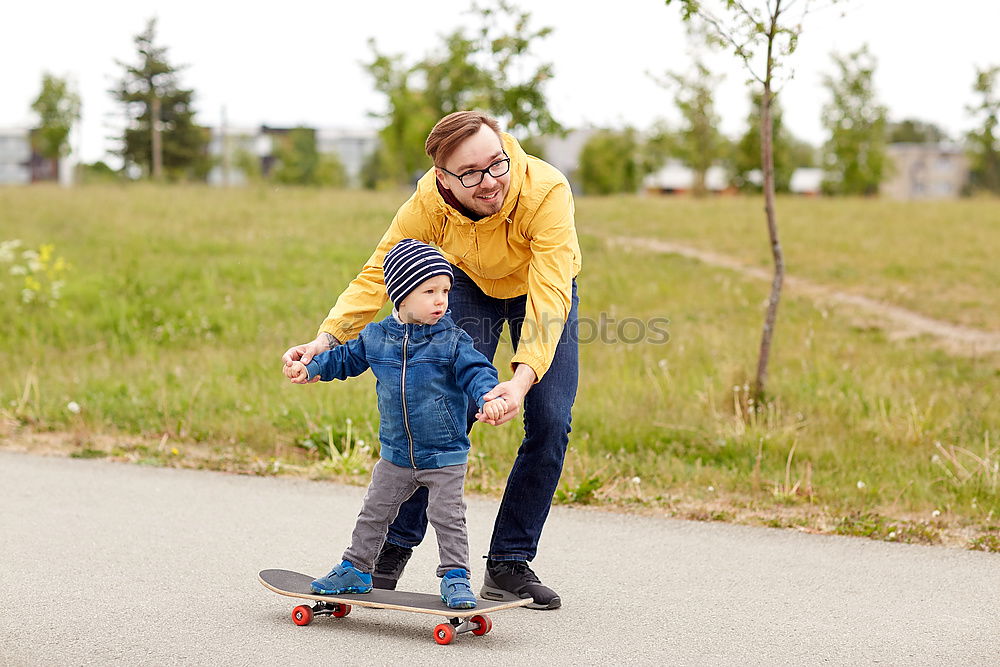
[258,569,532,644]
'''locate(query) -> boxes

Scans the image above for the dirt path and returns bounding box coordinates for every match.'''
[608,235,1000,358]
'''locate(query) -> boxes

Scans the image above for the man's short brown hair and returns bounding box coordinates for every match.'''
[425,111,502,167]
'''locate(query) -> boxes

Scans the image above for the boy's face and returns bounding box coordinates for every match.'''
[398,274,451,325]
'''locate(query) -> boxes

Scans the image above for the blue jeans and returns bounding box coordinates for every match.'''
[385,265,580,562]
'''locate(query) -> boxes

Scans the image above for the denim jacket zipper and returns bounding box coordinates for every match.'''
[400,325,416,468]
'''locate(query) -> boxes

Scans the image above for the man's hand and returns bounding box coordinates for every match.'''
[475,364,537,426]
[282,335,335,384]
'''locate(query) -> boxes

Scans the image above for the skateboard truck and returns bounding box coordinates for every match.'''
[294,601,352,623]
[435,615,493,644]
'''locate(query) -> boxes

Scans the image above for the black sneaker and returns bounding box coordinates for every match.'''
[371,542,412,590]
[481,559,561,610]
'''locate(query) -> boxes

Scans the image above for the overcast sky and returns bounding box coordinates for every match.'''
[2,0,998,163]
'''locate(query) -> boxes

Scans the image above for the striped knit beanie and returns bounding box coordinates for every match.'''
[382,239,454,310]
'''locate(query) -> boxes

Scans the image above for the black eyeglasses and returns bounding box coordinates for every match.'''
[439,151,510,188]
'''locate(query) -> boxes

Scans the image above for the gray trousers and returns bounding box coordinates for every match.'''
[342,458,470,577]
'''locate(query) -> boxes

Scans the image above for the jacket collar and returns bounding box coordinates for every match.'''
[379,311,456,340]
[416,132,525,231]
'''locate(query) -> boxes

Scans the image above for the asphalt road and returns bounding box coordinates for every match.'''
[1,451,998,665]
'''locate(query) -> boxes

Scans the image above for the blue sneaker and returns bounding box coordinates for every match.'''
[440,569,477,609]
[311,560,373,595]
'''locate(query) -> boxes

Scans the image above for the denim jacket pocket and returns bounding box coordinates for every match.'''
[375,387,406,447]
[433,395,462,442]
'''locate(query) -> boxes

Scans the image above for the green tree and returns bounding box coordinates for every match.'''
[640,120,676,175]
[315,154,347,188]
[516,134,546,159]
[233,149,263,184]
[79,161,121,184]
[966,65,1000,195]
[666,0,840,401]
[887,118,948,144]
[272,128,318,185]
[821,46,888,196]
[365,47,439,186]
[365,1,560,186]
[111,18,209,181]
[731,91,815,192]
[579,128,642,195]
[787,136,818,176]
[470,2,560,138]
[271,128,347,187]
[30,73,81,160]
[656,61,727,196]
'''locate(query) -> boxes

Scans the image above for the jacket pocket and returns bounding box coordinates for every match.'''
[375,384,406,448]
[433,395,462,442]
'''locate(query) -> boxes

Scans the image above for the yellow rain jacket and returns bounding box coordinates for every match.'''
[318,133,582,382]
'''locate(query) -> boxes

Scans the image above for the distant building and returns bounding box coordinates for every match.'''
[790,168,823,196]
[316,128,377,187]
[642,160,729,194]
[0,128,60,185]
[881,143,969,200]
[207,126,260,186]
[207,125,377,187]
[730,167,823,195]
[256,125,296,178]
[26,130,59,183]
[537,128,597,194]
[0,128,31,185]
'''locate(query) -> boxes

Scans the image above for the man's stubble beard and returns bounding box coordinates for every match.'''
[469,184,507,217]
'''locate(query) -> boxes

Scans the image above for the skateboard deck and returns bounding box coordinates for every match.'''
[259,568,532,644]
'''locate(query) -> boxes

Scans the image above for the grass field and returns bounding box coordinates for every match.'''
[583,195,1000,330]
[2,185,998,550]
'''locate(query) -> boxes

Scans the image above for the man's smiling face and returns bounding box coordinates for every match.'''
[435,124,511,218]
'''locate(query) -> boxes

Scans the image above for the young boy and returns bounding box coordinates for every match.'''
[284,238,508,609]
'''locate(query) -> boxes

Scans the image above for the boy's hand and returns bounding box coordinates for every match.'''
[282,335,333,384]
[475,365,535,426]
[284,360,310,384]
[480,397,509,424]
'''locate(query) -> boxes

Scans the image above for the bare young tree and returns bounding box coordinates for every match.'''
[665,0,837,402]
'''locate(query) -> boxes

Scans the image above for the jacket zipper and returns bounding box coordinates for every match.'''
[401,326,416,468]
[472,225,482,274]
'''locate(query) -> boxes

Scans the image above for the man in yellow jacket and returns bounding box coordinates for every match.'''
[283,111,581,610]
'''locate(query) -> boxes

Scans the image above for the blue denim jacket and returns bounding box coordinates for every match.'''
[305,312,499,470]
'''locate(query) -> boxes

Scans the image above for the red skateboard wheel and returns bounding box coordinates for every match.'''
[292,605,313,626]
[434,623,455,645]
[470,614,492,636]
